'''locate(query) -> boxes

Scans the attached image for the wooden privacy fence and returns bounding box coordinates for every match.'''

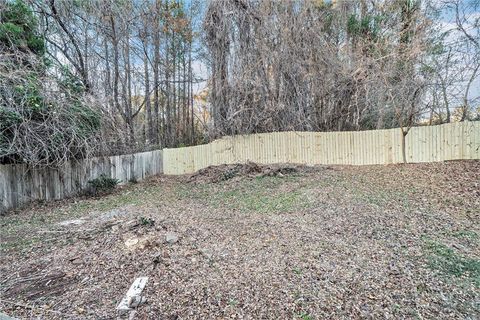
[1,122,479,212]
[0,150,163,213]
[163,122,480,175]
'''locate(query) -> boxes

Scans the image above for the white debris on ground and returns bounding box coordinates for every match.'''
[116,277,149,316]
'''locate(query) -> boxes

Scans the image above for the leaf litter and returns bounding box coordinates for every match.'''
[0,161,479,319]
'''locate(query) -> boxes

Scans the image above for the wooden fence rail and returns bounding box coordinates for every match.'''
[0,150,163,213]
[163,122,480,175]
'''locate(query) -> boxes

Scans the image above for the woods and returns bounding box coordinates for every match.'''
[1,0,203,167]
[1,0,479,167]
[0,0,102,167]
[205,0,479,136]
[36,0,202,148]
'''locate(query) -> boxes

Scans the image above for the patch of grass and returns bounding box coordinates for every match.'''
[90,192,139,211]
[424,239,480,287]
[176,175,312,214]
[222,189,310,213]
[351,187,412,210]
[174,183,209,200]
[228,299,238,306]
[0,237,39,253]
[297,311,313,320]
[451,230,478,240]
[293,267,302,275]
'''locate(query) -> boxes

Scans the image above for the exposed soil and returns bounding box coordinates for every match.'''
[1,161,479,319]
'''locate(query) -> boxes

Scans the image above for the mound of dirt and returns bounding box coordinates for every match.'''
[188,162,302,183]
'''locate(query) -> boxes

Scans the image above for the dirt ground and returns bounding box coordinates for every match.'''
[1,161,479,319]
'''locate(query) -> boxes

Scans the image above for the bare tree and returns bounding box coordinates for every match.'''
[29,0,203,152]
[425,0,480,123]
[204,0,432,139]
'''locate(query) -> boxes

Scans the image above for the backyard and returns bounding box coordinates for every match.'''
[1,161,479,319]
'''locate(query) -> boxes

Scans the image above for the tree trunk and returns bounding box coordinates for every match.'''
[401,128,409,164]
[143,47,153,143]
[153,3,161,145]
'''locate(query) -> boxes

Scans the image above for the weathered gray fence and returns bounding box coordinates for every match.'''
[0,150,163,213]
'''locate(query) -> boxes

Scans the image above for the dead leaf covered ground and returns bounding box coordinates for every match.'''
[1,161,479,319]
